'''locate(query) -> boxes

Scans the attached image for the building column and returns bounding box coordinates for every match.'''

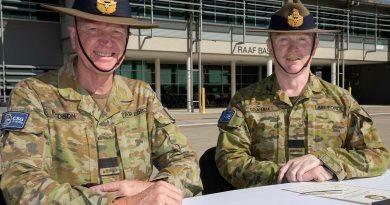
[198,64,203,112]
[186,55,193,112]
[267,58,273,76]
[231,61,236,98]
[258,65,263,81]
[155,58,161,100]
[331,61,337,85]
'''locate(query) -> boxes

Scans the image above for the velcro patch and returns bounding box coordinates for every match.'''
[288,140,305,148]
[99,157,119,169]
[0,111,29,130]
[218,110,235,124]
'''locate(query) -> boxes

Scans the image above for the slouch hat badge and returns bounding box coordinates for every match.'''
[97,0,117,15]
[288,8,303,27]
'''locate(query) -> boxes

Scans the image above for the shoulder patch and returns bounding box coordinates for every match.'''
[218,110,235,124]
[0,111,29,130]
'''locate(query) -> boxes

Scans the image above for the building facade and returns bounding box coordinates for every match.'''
[0,0,389,109]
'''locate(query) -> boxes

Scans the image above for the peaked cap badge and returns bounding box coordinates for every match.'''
[97,0,117,15]
[287,8,303,27]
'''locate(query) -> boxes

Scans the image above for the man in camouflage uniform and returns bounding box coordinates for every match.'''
[215,0,389,189]
[0,0,202,204]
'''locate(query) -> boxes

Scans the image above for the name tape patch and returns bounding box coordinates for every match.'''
[0,111,29,130]
[316,105,343,111]
[219,110,235,123]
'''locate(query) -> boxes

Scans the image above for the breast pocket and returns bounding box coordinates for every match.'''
[308,110,348,152]
[250,111,285,162]
[115,114,152,181]
[48,119,90,185]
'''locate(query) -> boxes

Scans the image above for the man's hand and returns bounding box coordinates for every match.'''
[301,166,333,182]
[90,180,153,197]
[111,181,183,205]
[277,154,322,183]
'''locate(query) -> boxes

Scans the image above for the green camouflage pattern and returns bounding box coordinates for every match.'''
[216,73,389,188]
[0,57,202,204]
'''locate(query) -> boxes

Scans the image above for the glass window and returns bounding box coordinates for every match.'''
[236,66,259,90]
[161,64,174,84]
[4,0,60,22]
[160,64,188,108]
[203,65,231,107]
[117,60,155,86]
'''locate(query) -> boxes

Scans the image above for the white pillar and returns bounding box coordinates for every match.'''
[331,61,337,85]
[258,65,263,81]
[231,61,236,98]
[155,58,161,100]
[198,64,203,112]
[186,55,193,112]
[267,58,273,76]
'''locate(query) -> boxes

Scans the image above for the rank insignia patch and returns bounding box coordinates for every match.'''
[218,110,235,124]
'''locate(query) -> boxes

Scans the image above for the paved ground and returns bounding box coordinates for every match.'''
[172,106,390,168]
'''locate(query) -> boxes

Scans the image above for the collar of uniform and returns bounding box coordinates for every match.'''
[308,73,323,93]
[270,74,291,104]
[301,73,323,98]
[57,56,134,103]
[110,76,133,103]
[104,76,134,114]
[271,73,324,105]
[58,55,88,101]
[98,76,134,122]
[258,74,281,95]
[57,56,102,119]
[250,74,290,105]
[251,74,283,103]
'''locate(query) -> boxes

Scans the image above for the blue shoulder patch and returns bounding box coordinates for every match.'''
[0,111,29,130]
[218,110,235,124]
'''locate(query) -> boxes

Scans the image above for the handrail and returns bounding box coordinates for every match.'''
[0,64,58,69]
[1,0,60,22]
[129,0,389,38]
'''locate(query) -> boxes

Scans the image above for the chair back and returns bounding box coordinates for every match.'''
[199,147,235,195]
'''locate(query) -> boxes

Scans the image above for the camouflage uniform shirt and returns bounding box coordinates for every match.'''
[216,73,389,188]
[0,57,202,204]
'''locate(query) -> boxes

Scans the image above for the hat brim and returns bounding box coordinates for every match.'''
[41,4,159,29]
[248,28,340,33]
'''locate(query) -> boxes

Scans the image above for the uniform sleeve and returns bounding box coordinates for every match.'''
[215,93,280,189]
[148,91,202,197]
[0,81,117,205]
[314,99,389,181]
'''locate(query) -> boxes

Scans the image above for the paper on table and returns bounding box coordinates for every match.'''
[283,182,390,205]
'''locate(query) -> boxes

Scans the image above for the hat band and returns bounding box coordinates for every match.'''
[269,14,316,30]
